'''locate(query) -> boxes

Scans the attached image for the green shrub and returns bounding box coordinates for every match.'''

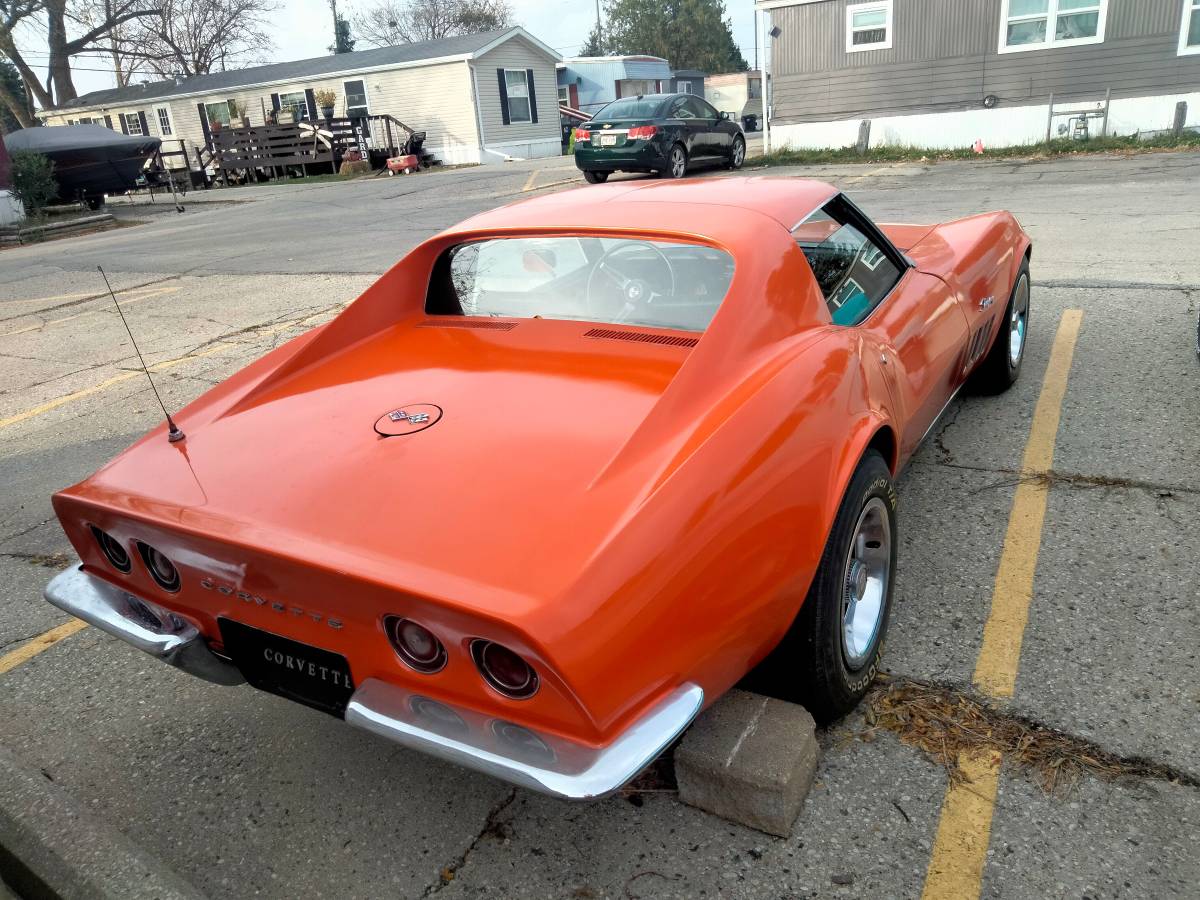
[9,150,58,214]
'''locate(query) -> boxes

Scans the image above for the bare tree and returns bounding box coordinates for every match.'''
[1,0,161,108]
[120,0,276,78]
[353,0,512,49]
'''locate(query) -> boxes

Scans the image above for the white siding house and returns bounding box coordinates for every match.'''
[38,28,562,167]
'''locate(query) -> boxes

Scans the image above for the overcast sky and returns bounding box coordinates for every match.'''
[26,0,761,99]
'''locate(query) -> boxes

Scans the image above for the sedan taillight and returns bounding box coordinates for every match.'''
[627,125,657,140]
[574,128,591,141]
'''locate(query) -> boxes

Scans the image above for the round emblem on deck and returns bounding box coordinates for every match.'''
[374,404,442,436]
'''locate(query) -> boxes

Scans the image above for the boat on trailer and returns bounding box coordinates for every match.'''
[2,124,160,209]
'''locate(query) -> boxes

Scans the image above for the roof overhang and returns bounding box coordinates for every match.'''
[44,27,562,118]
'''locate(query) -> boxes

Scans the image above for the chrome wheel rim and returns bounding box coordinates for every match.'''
[733,139,744,167]
[1009,274,1029,368]
[671,149,685,178]
[841,497,891,669]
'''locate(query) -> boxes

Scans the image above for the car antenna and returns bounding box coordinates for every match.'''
[98,265,185,443]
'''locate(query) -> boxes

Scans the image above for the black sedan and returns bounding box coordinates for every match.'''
[573,93,746,183]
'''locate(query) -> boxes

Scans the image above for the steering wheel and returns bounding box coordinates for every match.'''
[585,241,677,324]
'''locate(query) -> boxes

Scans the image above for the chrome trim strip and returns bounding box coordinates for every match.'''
[346,678,704,801]
[43,565,244,686]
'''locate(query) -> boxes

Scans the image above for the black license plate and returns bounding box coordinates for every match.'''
[219,618,355,717]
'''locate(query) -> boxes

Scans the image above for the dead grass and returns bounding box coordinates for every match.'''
[861,675,1199,793]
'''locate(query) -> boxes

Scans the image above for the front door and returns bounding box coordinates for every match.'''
[793,196,970,460]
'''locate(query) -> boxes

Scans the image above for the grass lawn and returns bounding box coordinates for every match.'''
[750,131,1200,166]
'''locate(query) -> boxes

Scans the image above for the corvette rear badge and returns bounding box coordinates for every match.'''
[375,403,442,437]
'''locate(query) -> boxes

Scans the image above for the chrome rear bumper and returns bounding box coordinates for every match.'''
[43,566,244,686]
[44,566,702,800]
[346,679,703,800]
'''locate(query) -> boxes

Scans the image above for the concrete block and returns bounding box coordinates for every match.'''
[674,689,819,837]
[0,745,205,900]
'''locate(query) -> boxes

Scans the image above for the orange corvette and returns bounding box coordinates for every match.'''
[45,178,1031,799]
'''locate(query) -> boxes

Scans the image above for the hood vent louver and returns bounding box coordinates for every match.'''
[583,327,698,349]
[418,320,518,331]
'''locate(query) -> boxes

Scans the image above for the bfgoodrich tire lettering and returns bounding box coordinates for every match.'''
[759,449,897,723]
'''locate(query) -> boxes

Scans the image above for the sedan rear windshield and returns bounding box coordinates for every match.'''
[593,98,665,121]
[426,236,735,332]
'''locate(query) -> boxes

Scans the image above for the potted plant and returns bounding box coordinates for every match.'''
[315,89,337,121]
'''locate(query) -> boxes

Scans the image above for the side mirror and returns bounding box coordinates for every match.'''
[719,111,730,121]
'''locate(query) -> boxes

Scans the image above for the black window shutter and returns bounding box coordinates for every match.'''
[197,103,212,147]
[271,93,280,112]
[137,110,149,134]
[497,69,510,125]
[104,114,114,130]
[526,68,537,123]
[117,114,128,134]
[304,89,317,120]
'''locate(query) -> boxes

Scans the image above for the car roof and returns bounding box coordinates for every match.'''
[444,177,840,241]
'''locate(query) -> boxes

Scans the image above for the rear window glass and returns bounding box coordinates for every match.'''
[594,98,665,120]
[426,237,735,333]
[794,207,903,326]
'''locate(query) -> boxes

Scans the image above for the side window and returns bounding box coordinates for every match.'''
[685,96,713,119]
[671,97,694,119]
[694,97,721,119]
[793,201,904,325]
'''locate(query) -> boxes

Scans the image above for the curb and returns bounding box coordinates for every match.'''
[0,745,205,899]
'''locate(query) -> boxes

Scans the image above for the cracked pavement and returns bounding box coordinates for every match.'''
[1,152,1198,898]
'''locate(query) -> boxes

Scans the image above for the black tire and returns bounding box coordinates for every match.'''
[757,450,897,723]
[661,144,687,179]
[970,260,1030,394]
[582,170,609,184]
[727,135,746,170]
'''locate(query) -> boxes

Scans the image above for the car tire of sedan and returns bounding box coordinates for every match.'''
[760,449,897,724]
[727,135,746,170]
[661,145,688,179]
[583,171,609,184]
[970,260,1030,395]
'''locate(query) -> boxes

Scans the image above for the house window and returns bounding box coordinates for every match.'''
[278,91,309,122]
[156,107,172,135]
[122,112,143,135]
[205,100,235,127]
[748,77,762,99]
[1181,0,1200,55]
[557,86,568,103]
[679,81,693,94]
[344,79,368,117]
[846,1,893,53]
[504,69,531,124]
[999,0,1107,53]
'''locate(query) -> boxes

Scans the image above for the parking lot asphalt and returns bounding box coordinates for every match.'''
[1,150,1198,899]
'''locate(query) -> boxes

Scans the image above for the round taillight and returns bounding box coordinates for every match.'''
[91,526,131,572]
[472,640,539,699]
[386,617,447,674]
[137,542,180,592]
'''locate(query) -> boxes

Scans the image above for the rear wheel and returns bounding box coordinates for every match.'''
[757,450,897,723]
[727,135,746,170]
[661,145,687,179]
[582,170,609,184]
[970,261,1030,394]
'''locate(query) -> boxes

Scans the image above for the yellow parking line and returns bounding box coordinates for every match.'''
[0,619,87,676]
[0,343,228,431]
[521,169,540,192]
[974,308,1083,697]
[922,750,1003,899]
[920,309,1083,900]
[0,286,181,339]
